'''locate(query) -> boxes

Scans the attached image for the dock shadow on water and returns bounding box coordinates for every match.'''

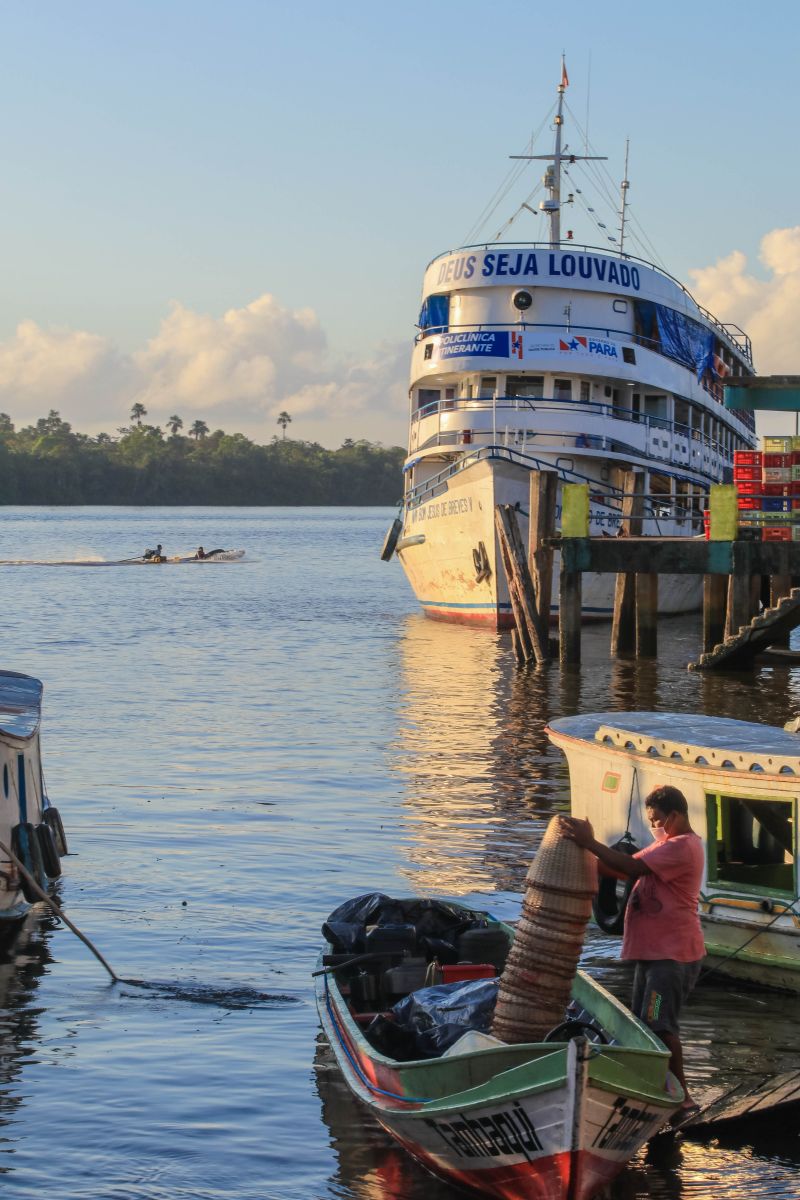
[117,978,302,1009]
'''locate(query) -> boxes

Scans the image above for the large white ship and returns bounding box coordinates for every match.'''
[390,64,757,627]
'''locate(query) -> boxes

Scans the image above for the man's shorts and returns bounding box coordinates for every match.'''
[630,958,703,1035]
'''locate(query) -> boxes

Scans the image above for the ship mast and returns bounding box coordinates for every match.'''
[511,57,607,248]
[619,138,630,254]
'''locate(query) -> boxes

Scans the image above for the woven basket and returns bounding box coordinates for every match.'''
[492,816,596,1044]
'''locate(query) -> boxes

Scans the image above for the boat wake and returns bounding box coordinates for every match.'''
[118,978,301,1009]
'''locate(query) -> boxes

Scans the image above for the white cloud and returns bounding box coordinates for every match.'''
[0,294,408,446]
[689,227,800,373]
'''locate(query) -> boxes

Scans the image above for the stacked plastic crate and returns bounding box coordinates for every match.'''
[762,435,794,541]
[733,447,763,538]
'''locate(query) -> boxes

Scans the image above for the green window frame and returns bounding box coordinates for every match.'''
[705,791,796,897]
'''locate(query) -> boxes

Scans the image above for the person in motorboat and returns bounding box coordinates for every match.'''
[559,785,705,1124]
[142,544,166,561]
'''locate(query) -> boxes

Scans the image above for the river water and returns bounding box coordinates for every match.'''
[0,506,796,1199]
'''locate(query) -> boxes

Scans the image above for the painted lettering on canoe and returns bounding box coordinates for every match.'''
[424,1100,543,1162]
[411,496,473,524]
[593,1097,658,1153]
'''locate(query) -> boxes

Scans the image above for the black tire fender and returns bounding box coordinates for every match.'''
[592,835,638,935]
[43,806,68,856]
[36,822,62,879]
[381,518,402,561]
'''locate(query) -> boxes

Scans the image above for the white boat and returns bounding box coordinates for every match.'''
[546,711,800,993]
[390,63,757,627]
[0,671,67,942]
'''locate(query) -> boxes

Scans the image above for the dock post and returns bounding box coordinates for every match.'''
[636,573,658,657]
[702,575,727,653]
[494,505,547,663]
[610,471,644,658]
[770,573,793,646]
[559,569,582,664]
[529,470,558,655]
[558,485,589,665]
[725,541,753,638]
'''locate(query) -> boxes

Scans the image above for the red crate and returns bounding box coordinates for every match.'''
[763,453,793,468]
[440,964,496,983]
[735,479,761,495]
[763,527,793,542]
[762,482,792,496]
[733,450,762,464]
[737,496,762,509]
[792,499,800,509]
[733,465,762,481]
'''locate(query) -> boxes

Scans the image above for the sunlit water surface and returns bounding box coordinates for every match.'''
[0,507,796,1199]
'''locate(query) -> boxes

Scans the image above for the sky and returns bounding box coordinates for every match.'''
[2,0,800,448]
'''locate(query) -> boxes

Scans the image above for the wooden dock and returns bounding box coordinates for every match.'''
[497,472,800,670]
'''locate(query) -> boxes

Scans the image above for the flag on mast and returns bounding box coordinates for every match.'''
[561,59,569,88]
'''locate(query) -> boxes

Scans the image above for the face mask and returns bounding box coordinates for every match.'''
[653,826,668,842]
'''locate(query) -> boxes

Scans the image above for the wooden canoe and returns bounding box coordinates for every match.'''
[315,895,682,1200]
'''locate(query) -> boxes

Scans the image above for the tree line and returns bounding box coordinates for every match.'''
[0,410,406,505]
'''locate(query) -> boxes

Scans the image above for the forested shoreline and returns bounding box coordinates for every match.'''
[0,411,405,505]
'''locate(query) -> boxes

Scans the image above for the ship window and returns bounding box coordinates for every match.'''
[613,299,628,313]
[554,379,572,399]
[580,381,590,401]
[705,793,795,895]
[445,388,456,400]
[480,377,497,397]
[417,389,440,410]
[424,344,433,360]
[506,376,543,398]
[622,347,636,364]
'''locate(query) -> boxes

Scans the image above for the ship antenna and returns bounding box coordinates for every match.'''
[510,57,607,249]
[619,138,630,255]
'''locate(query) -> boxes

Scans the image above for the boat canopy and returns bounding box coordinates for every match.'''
[549,711,800,765]
[0,672,43,741]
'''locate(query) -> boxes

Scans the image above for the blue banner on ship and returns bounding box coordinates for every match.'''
[439,331,510,359]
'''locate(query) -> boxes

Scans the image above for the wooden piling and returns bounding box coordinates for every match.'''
[528,471,558,654]
[770,573,793,646]
[494,505,547,664]
[610,471,644,659]
[636,573,658,657]
[725,542,753,639]
[559,569,582,664]
[702,574,727,654]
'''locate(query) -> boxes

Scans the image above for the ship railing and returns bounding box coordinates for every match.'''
[410,397,731,462]
[422,240,753,361]
[404,445,706,533]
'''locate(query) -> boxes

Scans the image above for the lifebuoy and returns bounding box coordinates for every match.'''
[592,835,638,935]
[10,822,46,902]
[36,822,62,879]
[43,807,68,856]
[381,518,402,561]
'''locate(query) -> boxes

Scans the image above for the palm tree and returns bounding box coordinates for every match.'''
[277,411,292,439]
[167,415,183,437]
[189,420,209,440]
[130,402,147,426]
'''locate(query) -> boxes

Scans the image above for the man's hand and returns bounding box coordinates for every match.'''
[558,815,595,848]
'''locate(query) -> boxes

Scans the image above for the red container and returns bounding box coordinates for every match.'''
[792,499,800,510]
[441,963,496,984]
[737,496,762,509]
[735,479,761,495]
[763,527,792,542]
[762,482,792,496]
[763,453,793,468]
[733,465,762,481]
[733,450,762,464]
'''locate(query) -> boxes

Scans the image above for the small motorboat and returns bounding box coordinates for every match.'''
[315,892,681,1200]
[0,672,68,944]
[130,549,246,564]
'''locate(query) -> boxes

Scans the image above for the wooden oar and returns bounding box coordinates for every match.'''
[0,837,119,983]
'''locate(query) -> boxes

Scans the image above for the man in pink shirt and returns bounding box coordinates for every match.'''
[560,785,705,1119]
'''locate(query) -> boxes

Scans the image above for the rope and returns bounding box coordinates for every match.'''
[698,894,800,984]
